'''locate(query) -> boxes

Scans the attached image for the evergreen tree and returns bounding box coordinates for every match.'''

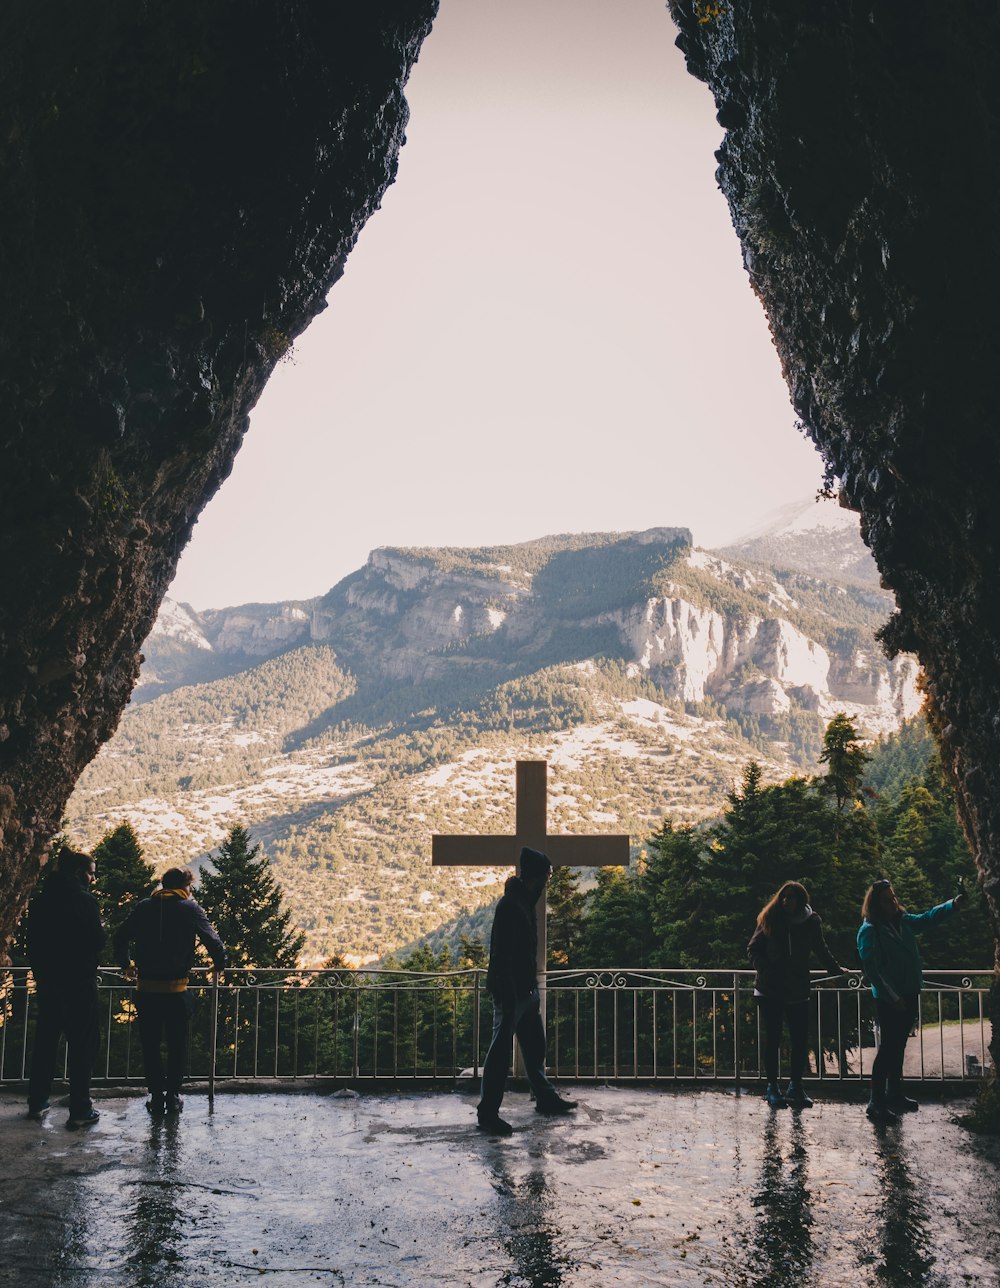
[819,713,871,812]
[640,819,705,966]
[547,866,586,968]
[578,867,651,968]
[92,822,156,964]
[877,753,994,965]
[457,934,487,970]
[197,825,306,968]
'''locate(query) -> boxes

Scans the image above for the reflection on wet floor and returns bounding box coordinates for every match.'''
[1,1088,998,1287]
[123,1116,186,1287]
[865,1124,935,1286]
[489,1153,572,1288]
[747,1113,814,1286]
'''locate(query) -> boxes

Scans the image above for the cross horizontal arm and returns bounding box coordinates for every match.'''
[431,835,520,867]
[544,835,630,867]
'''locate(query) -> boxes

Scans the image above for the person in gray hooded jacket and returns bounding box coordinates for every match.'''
[748,880,849,1109]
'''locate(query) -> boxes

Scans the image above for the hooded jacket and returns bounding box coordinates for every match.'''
[857,900,956,1002]
[27,870,105,987]
[115,888,226,992]
[747,905,843,1004]
[485,875,543,1007]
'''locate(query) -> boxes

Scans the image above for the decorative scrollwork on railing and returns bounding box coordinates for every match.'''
[584,971,628,989]
[846,973,863,990]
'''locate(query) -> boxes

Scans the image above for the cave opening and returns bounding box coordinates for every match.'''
[1,0,998,1125]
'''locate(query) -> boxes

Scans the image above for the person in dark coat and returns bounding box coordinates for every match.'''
[477,846,576,1135]
[114,866,226,1115]
[857,878,963,1122]
[26,847,105,1129]
[748,880,849,1109]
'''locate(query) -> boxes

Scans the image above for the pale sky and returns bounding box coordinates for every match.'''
[169,0,827,611]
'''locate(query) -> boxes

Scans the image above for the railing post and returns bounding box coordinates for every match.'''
[733,972,741,1087]
[473,969,481,1080]
[352,988,360,1081]
[208,970,219,1110]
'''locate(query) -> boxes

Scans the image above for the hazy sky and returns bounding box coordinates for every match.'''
[170,0,827,610]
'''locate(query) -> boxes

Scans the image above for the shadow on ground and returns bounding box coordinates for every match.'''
[1,1087,998,1286]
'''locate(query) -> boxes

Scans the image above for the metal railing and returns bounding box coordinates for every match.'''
[0,966,993,1088]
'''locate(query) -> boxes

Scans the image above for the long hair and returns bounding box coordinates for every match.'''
[861,879,899,924]
[756,881,809,935]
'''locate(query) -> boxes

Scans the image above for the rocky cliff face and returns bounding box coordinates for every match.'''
[668,0,1000,1091]
[143,531,918,735]
[0,1,438,950]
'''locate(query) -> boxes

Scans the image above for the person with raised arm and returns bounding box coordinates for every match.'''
[857,878,963,1121]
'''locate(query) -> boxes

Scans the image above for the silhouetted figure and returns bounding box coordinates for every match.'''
[857,879,963,1122]
[477,847,576,1135]
[26,847,105,1129]
[115,866,226,1115]
[748,881,849,1109]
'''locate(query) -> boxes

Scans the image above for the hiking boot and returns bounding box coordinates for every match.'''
[26,1101,50,1121]
[165,1093,183,1115]
[146,1093,167,1116]
[765,1083,788,1109]
[66,1106,100,1131]
[887,1088,918,1113]
[535,1096,578,1116]
[785,1081,813,1109]
[476,1113,514,1136]
[865,1098,899,1123]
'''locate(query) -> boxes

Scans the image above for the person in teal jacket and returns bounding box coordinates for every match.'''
[857,879,964,1121]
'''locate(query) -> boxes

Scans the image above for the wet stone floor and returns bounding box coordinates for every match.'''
[1,1086,999,1287]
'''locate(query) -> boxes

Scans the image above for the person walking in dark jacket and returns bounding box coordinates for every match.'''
[857,879,963,1122]
[26,848,105,1129]
[477,847,577,1135]
[748,881,849,1109]
[114,866,226,1115]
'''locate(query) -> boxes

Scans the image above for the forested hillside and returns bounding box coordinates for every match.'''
[66,526,937,963]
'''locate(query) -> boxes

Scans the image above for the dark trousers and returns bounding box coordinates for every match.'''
[28,980,99,1115]
[478,988,557,1117]
[871,993,919,1098]
[136,992,191,1094]
[757,996,810,1083]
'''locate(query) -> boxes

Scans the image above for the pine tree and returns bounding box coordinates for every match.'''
[578,867,651,968]
[819,713,871,812]
[640,819,705,966]
[546,866,586,968]
[92,822,156,964]
[197,825,305,968]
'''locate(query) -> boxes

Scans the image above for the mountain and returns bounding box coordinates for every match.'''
[719,495,881,587]
[69,525,919,964]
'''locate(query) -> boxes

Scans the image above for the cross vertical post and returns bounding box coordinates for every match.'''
[432,759,630,1073]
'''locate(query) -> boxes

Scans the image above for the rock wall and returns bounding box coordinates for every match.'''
[0,1,438,951]
[183,538,918,725]
[667,0,1000,1042]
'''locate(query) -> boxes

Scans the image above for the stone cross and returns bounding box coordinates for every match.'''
[432,760,630,987]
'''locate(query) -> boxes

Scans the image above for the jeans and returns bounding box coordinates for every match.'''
[477,988,557,1117]
[136,992,193,1094]
[871,993,919,1098]
[28,979,99,1115]
[757,996,810,1083]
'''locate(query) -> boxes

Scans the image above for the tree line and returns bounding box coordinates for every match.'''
[546,714,993,972]
[22,713,992,978]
